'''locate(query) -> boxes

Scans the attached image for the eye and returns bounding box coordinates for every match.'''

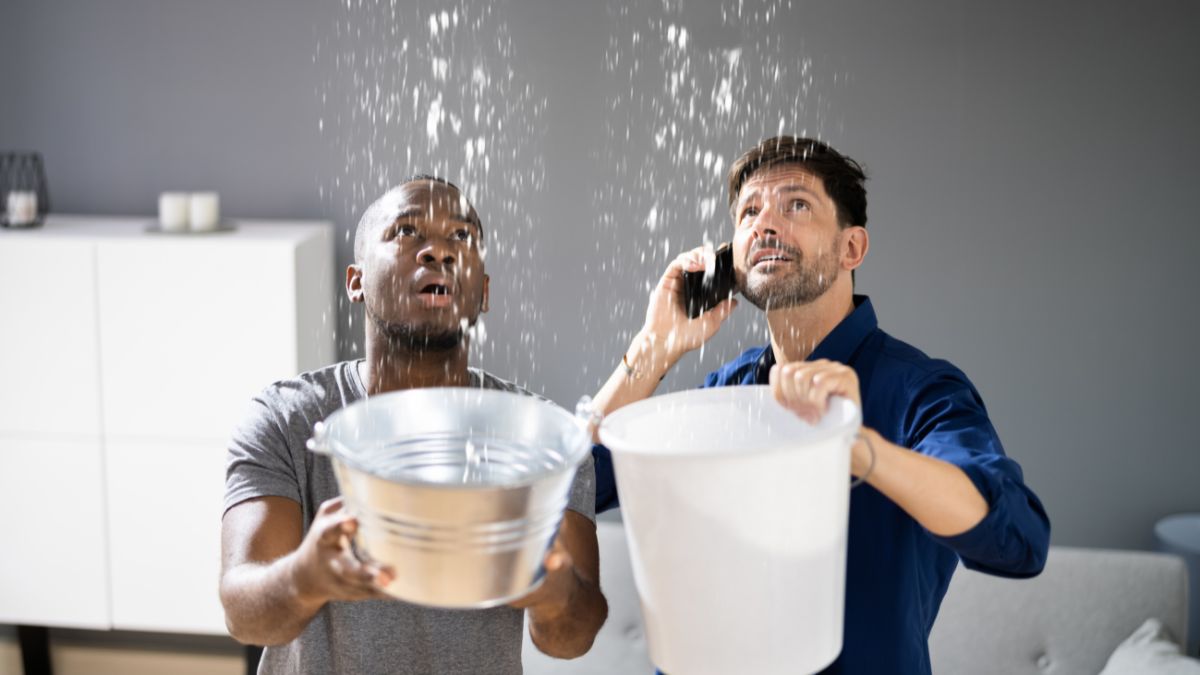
[384,223,416,240]
[788,199,810,212]
[739,205,760,221]
[451,228,472,242]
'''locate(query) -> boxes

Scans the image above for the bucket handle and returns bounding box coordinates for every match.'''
[850,431,877,488]
[574,395,603,439]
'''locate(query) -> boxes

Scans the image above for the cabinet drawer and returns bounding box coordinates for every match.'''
[0,240,102,436]
[0,437,109,628]
[105,438,228,635]
[96,240,301,440]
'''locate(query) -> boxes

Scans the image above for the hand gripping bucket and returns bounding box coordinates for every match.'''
[307,387,594,608]
[598,385,860,675]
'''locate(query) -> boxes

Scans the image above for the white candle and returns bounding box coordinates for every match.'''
[6,191,39,227]
[158,192,190,232]
[189,192,220,232]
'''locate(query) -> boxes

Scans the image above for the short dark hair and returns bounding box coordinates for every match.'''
[404,173,463,196]
[354,175,483,263]
[727,136,868,229]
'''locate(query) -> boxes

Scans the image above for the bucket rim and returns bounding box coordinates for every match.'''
[598,385,861,458]
[314,387,592,490]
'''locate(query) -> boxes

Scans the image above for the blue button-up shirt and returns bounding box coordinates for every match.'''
[593,295,1050,674]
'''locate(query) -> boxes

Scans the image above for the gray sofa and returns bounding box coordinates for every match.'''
[930,546,1190,674]
[525,521,1191,674]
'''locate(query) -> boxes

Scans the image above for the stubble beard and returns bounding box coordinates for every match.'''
[740,245,841,311]
[368,309,466,353]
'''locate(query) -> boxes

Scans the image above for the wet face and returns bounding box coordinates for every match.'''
[347,181,488,350]
[731,165,847,311]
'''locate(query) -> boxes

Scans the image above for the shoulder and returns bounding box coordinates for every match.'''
[472,368,542,399]
[865,330,975,392]
[859,330,992,441]
[243,361,360,438]
[704,345,770,387]
[257,361,358,409]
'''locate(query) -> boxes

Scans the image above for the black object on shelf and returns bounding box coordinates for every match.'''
[1,152,52,228]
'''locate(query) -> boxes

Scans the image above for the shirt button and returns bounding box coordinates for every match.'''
[1036,654,1052,669]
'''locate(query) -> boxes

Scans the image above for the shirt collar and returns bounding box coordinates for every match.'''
[810,294,877,364]
[754,295,878,379]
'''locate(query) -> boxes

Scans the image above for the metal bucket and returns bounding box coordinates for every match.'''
[306,387,593,608]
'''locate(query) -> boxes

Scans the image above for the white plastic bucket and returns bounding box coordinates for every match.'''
[599,385,859,675]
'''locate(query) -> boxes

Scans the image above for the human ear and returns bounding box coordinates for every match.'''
[842,227,869,271]
[346,264,365,303]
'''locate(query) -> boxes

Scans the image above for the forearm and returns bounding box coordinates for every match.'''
[220,552,324,646]
[857,428,989,537]
[591,332,679,440]
[527,570,608,659]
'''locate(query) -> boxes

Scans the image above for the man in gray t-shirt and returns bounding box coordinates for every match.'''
[220,177,606,675]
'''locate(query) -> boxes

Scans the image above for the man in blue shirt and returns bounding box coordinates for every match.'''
[590,136,1050,673]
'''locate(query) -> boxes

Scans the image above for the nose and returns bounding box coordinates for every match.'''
[750,205,781,240]
[417,237,456,267]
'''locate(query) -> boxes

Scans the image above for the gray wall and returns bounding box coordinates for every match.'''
[2,0,1198,551]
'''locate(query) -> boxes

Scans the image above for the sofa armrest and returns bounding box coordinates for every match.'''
[930,546,1188,675]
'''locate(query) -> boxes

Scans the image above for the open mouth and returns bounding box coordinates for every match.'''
[755,255,790,265]
[751,250,793,267]
[415,281,455,308]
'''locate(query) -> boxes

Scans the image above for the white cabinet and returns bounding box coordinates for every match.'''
[0,216,335,635]
[0,231,109,630]
[0,237,102,437]
[95,236,304,439]
[0,437,109,629]
[105,438,228,634]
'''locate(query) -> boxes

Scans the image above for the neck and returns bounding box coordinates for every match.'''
[360,324,471,395]
[766,284,855,365]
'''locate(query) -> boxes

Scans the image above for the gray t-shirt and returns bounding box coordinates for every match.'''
[225,360,596,675]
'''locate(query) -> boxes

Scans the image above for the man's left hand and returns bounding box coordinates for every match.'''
[769,359,862,423]
[508,533,578,619]
[770,359,876,478]
[507,511,606,659]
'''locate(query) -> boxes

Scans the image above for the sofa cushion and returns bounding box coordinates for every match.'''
[1099,618,1200,675]
[930,547,1188,675]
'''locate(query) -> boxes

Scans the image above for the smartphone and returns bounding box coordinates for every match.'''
[682,242,736,319]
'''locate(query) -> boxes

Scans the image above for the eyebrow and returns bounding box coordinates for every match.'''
[392,208,476,225]
[776,184,819,197]
[736,183,820,209]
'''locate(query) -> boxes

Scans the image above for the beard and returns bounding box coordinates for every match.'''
[368,310,465,353]
[740,239,841,311]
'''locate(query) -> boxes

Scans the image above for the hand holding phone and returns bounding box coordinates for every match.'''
[682,243,736,319]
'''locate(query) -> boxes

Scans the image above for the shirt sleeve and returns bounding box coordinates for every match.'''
[224,394,302,514]
[591,443,620,513]
[566,453,598,522]
[904,368,1051,578]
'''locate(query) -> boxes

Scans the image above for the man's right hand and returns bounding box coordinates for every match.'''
[588,246,738,443]
[290,497,394,607]
[222,494,395,645]
[640,246,738,365]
